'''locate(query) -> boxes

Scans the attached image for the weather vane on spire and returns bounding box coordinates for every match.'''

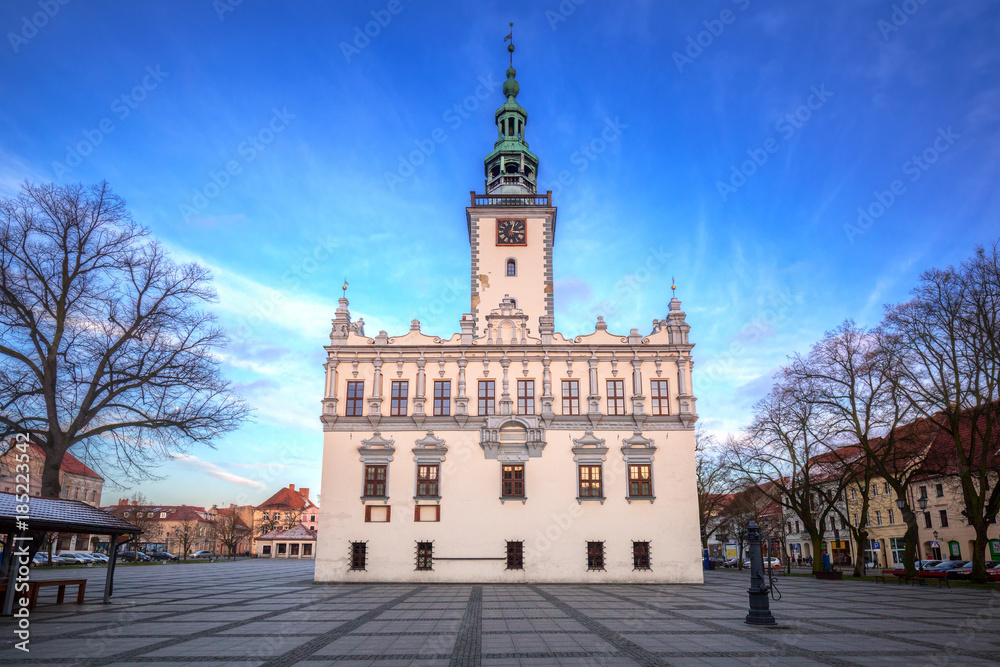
[504,22,514,67]
[342,278,349,295]
[671,276,677,295]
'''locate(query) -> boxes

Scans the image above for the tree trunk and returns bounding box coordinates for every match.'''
[902,512,919,576]
[968,521,990,584]
[852,528,868,578]
[40,446,67,498]
[811,534,823,573]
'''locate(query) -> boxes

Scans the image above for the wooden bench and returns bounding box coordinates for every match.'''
[26,579,87,609]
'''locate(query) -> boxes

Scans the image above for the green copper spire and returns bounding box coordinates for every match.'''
[484,23,538,195]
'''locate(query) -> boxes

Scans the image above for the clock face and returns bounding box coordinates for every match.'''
[497,219,526,246]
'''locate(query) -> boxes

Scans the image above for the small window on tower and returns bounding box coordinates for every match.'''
[491,165,501,177]
[507,259,516,276]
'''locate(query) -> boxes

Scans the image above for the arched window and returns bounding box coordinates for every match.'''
[506,259,516,276]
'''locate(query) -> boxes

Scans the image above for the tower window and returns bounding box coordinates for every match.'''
[506,259,516,276]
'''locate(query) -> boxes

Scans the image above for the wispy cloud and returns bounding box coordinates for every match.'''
[169,453,266,489]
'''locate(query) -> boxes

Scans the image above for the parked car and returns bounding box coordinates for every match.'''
[190,550,214,559]
[149,551,179,561]
[120,551,151,562]
[707,557,728,569]
[89,553,109,563]
[56,553,95,565]
[947,561,998,580]
[742,557,781,568]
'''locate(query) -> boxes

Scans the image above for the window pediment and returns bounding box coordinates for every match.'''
[358,431,395,464]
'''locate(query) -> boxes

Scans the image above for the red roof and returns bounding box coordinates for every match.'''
[101,504,213,523]
[216,507,250,529]
[257,485,317,511]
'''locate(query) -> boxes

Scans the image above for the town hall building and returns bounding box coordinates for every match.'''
[315,41,702,583]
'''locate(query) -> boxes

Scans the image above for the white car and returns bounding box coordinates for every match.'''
[742,557,781,568]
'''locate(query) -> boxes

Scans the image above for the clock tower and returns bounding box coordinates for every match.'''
[466,38,556,334]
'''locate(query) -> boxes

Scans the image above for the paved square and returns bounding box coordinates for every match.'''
[1,560,998,665]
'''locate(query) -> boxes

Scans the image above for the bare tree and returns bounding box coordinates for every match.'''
[884,241,1000,583]
[214,509,249,559]
[726,376,852,573]
[0,181,250,499]
[786,320,923,576]
[695,426,733,549]
[104,492,159,552]
[175,516,198,560]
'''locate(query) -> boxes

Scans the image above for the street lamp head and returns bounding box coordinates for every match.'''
[918,497,928,510]
[895,498,904,510]
[933,530,939,540]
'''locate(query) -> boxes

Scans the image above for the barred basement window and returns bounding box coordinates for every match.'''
[479,380,496,415]
[346,380,364,416]
[587,541,605,570]
[433,380,451,416]
[633,541,651,570]
[364,464,387,497]
[506,541,523,570]
[502,464,525,498]
[607,379,625,415]
[350,542,366,570]
[416,542,433,571]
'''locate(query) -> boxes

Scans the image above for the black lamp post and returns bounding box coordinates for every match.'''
[744,521,777,626]
[899,495,929,569]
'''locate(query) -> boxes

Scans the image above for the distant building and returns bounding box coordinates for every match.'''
[255,524,317,559]
[102,500,216,556]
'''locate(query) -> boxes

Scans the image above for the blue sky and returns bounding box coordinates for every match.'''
[2,1,999,507]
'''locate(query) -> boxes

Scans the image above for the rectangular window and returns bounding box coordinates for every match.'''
[433,380,451,416]
[924,511,933,528]
[291,543,300,556]
[416,542,433,571]
[346,380,364,416]
[277,543,287,555]
[890,536,906,566]
[578,465,603,498]
[587,541,605,570]
[479,380,495,415]
[853,513,859,527]
[303,544,312,556]
[262,545,271,555]
[628,464,652,498]
[416,464,439,497]
[502,464,525,497]
[875,510,882,526]
[506,541,523,570]
[939,510,949,527]
[650,380,670,415]
[633,541,651,570]
[350,542,366,570]
[561,380,580,415]
[872,485,879,497]
[888,509,895,525]
[919,485,928,499]
[364,464,387,497]
[607,379,626,415]
[517,380,535,415]
[935,483,944,498]
[390,381,408,416]
[795,521,800,533]
[850,488,856,501]
[884,482,890,495]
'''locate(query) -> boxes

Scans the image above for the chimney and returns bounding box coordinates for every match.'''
[289,484,295,491]
[300,488,309,499]
[118,498,128,506]
[131,500,138,506]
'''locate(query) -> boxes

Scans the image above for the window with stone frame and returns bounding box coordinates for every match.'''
[416,464,439,498]
[628,464,653,497]
[650,380,670,415]
[433,380,451,416]
[390,380,408,416]
[587,541,605,570]
[517,379,535,415]
[633,541,651,570]
[939,510,949,527]
[479,380,496,415]
[506,541,523,570]
[578,464,603,498]
[562,380,580,415]
[416,542,433,571]
[350,542,366,570]
[363,464,387,497]
[346,380,364,416]
[501,464,524,497]
[607,379,625,415]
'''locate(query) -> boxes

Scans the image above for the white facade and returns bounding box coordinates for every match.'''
[315,54,703,584]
